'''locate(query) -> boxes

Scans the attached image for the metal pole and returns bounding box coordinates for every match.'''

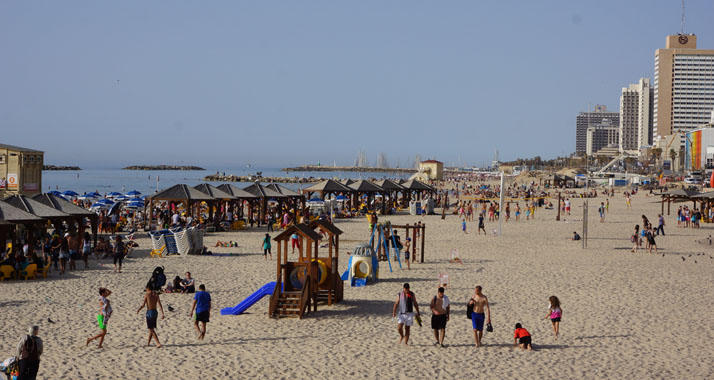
[498,171,505,236]
[582,200,588,249]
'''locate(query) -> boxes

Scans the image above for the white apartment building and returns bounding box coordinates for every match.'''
[653,34,714,137]
[619,78,653,153]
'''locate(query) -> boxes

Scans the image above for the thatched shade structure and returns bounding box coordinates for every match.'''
[266,184,306,224]
[194,184,236,225]
[0,200,45,249]
[349,180,386,213]
[374,179,406,209]
[303,180,353,199]
[3,194,84,246]
[146,184,215,229]
[217,184,260,222]
[398,179,437,207]
[243,183,287,222]
[660,188,700,215]
[32,193,99,245]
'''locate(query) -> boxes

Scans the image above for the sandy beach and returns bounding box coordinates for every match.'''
[2,191,714,379]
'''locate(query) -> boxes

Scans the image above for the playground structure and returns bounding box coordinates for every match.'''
[268,221,343,318]
[342,243,379,287]
[378,222,426,263]
[341,221,427,287]
[221,220,344,319]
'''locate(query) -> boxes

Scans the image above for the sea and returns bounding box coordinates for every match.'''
[42,167,413,196]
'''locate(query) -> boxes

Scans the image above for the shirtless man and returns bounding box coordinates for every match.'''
[430,287,450,347]
[67,233,80,271]
[468,285,491,348]
[136,287,165,348]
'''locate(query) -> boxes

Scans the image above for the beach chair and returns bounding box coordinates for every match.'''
[175,229,192,256]
[149,234,166,258]
[0,265,14,281]
[36,262,51,278]
[190,227,205,254]
[20,264,37,280]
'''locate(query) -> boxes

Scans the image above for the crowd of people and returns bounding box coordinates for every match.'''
[392,283,562,350]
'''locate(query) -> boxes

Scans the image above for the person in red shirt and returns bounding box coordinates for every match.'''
[513,323,532,350]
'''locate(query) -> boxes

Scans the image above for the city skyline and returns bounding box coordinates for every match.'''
[2,1,713,168]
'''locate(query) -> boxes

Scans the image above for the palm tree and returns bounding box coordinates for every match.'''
[651,147,662,173]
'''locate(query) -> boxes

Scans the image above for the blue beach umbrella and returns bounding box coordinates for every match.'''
[90,202,109,209]
[126,200,144,209]
[62,190,79,197]
[126,190,141,197]
[107,192,123,197]
[88,191,101,198]
[48,191,62,196]
[97,199,114,205]
[115,195,130,202]
[335,195,348,200]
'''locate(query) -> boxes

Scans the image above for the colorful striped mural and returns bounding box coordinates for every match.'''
[687,130,702,170]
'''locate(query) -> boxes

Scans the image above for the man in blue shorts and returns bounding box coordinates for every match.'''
[190,284,211,340]
[137,286,165,348]
[468,285,491,348]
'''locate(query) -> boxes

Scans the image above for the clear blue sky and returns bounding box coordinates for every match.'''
[2,1,712,169]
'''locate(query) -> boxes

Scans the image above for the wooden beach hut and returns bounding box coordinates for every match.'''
[145,184,215,230]
[660,188,700,215]
[243,183,287,223]
[266,184,306,225]
[216,184,260,225]
[349,180,386,213]
[374,179,406,210]
[0,200,44,250]
[32,193,99,245]
[399,179,437,206]
[3,195,80,244]
[193,184,236,225]
[302,180,353,200]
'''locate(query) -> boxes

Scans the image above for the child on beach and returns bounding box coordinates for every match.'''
[262,233,272,260]
[86,287,113,348]
[403,238,411,270]
[461,219,467,234]
[545,296,562,339]
[513,323,532,350]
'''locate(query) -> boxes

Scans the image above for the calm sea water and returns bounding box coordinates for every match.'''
[42,167,412,196]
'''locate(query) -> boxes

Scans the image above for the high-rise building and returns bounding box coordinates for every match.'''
[576,105,620,154]
[619,78,654,152]
[586,119,619,156]
[653,34,714,137]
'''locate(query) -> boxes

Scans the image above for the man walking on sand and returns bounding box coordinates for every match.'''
[190,284,211,340]
[16,325,43,380]
[430,287,450,347]
[468,285,491,348]
[137,287,165,348]
[392,283,420,346]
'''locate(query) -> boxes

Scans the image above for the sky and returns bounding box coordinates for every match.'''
[1,1,713,169]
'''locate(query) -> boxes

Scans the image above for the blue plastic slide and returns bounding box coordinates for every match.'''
[220,282,277,315]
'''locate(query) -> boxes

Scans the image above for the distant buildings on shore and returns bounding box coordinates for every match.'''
[575,33,714,173]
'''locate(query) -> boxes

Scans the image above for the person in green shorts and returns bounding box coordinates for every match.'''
[86,287,113,348]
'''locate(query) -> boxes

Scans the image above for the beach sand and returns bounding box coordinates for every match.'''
[2,191,714,379]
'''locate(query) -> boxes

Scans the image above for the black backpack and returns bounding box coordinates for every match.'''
[20,336,39,361]
[147,266,167,291]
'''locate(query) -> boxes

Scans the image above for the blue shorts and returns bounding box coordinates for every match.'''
[472,312,485,331]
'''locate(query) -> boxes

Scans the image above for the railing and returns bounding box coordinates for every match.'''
[269,278,281,317]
